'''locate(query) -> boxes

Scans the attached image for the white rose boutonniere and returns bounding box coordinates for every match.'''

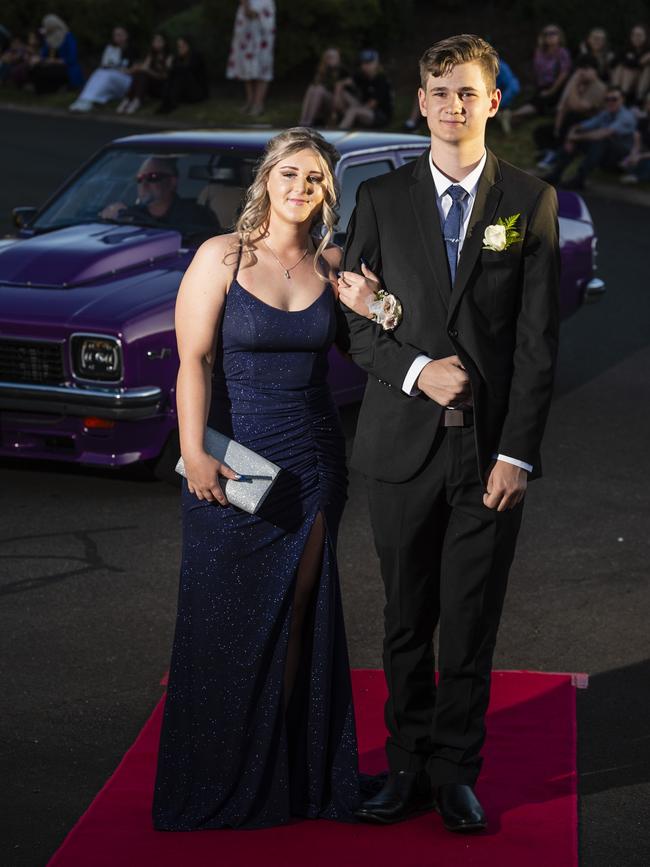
[482,213,522,252]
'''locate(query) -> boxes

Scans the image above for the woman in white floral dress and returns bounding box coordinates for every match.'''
[226,0,276,116]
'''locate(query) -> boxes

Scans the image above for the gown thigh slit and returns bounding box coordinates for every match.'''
[152,277,360,830]
[284,510,326,708]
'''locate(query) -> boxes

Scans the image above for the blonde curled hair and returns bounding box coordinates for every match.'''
[234,127,341,281]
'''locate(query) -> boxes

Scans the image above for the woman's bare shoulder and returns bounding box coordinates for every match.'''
[195,232,240,265]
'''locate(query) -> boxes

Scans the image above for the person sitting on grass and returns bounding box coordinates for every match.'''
[69,26,133,112]
[116,32,171,115]
[578,27,614,83]
[544,85,637,190]
[510,24,572,124]
[535,55,607,170]
[155,36,208,115]
[620,91,650,184]
[334,49,393,130]
[29,14,83,94]
[298,47,348,127]
[0,31,40,88]
[611,24,650,107]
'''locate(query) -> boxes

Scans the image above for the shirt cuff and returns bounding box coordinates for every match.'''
[402,354,433,395]
[492,453,533,473]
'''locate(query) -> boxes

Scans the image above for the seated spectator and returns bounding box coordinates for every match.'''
[99,156,219,229]
[334,49,393,130]
[69,26,133,112]
[29,14,83,94]
[298,47,348,126]
[578,27,614,83]
[0,31,40,88]
[545,86,637,189]
[535,55,607,168]
[116,32,171,114]
[155,36,208,115]
[611,24,650,106]
[620,91,650,183]
[511,24,572,123]
[494,56,521,133]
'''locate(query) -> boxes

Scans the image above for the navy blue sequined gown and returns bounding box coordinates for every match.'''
[152,275,361,830]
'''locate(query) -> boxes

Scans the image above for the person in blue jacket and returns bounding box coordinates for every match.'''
[495,57,520,132]
[30,14,84,94]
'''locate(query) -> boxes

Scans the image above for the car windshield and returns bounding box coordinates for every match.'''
[32,148,260,240]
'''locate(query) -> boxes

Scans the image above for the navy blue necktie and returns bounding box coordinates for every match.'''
[442,184,467,285]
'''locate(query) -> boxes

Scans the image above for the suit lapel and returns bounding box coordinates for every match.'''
[408,152,452,306]
[447,149,503,322]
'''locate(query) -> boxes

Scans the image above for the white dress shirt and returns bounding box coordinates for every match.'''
[400,150,533,473]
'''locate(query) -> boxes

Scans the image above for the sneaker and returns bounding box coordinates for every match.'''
[537,150,558,170]
[620,173,639,184]
[69,99,92,112]
[125,97,141,114]
[116,97,130,114]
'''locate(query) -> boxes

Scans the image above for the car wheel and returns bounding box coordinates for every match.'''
[149,429,182,487]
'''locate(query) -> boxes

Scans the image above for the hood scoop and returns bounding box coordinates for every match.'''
[0,223,182,288]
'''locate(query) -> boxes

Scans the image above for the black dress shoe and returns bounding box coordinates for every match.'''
[355,770,435,824]
[434,783,487,832]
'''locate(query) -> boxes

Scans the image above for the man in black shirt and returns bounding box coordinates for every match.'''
[100,156,218,230]
[336,49,393,130]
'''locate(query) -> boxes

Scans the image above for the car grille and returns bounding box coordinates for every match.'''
[0,339,65,385]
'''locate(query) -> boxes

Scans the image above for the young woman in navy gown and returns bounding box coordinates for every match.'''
[152,128,373,829]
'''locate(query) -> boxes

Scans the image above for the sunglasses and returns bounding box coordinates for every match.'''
[136,172,174,183]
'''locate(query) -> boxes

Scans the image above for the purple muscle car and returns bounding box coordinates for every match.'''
[0,130,604,477]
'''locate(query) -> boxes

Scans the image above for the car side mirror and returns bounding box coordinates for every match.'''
[12,206,37,229]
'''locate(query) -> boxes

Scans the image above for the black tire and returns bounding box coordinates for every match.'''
[150,429,182,487]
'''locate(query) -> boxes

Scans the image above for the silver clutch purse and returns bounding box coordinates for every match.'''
[174,426,281,515]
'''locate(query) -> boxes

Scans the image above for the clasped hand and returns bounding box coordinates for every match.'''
[184,451,239,505]
[337,262,381,318]
[416,356,472,408]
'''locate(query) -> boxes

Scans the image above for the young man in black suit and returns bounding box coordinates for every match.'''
[337,34,560,832]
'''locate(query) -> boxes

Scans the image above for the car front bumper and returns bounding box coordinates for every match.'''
[0,381,163,420]
[0,382,174,466]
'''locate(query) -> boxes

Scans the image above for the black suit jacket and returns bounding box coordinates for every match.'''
[340,148,560,483]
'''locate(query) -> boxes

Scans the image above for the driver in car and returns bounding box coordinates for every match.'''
[100,156,219,229]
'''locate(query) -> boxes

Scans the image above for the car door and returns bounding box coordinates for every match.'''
[333,153,398,246]
[328,153,398,403]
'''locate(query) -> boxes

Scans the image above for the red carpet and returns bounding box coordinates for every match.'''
[48,670,578,867]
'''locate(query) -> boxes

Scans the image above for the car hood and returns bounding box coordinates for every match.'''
[0,223,183,287]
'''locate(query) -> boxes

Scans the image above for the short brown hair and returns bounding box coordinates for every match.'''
[419,34,499,92]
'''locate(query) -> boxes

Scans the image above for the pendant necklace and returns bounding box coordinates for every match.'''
[263,238,310,279]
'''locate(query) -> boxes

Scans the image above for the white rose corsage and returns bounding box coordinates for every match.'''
[482,213,522,252]
[368,289,403,331]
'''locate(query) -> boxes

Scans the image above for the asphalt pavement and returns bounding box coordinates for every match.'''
[1,109,648,866]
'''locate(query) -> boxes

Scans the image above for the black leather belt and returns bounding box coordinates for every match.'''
[442,408,474,427]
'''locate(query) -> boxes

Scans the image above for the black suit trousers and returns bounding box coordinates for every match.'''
[366,422,523,786]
